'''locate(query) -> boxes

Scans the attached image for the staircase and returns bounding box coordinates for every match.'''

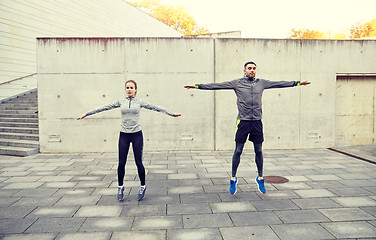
[0,90,39,156]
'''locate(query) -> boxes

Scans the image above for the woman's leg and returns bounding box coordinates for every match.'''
[118,132,130,186]
[132,131,145,186]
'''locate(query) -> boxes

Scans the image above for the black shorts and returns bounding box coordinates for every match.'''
[235,120,264,144]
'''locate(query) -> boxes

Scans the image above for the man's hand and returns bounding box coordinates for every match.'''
[173,114,182,117]
[184,85,196,89]
[300,81,311,85]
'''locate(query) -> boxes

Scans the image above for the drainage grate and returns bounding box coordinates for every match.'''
[264,176,289,184]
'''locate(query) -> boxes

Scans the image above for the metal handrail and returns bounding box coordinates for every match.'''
[0,73,37,86]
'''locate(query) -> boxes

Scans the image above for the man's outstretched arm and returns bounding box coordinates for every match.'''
[264,79,311,89]
[184,81,235,90]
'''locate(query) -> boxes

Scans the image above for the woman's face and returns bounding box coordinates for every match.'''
[125,82,137,97]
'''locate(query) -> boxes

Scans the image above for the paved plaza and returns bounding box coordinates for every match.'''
[0,145,376,240]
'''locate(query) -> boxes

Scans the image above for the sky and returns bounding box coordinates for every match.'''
[160,0,376,38]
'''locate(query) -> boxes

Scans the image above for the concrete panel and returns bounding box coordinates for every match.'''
[38,74,124,118]
[133,73,215,151]
[334,40,376,72]
[38,73,124,152]
[299,40,338,149]
[124,38,216,150]
[124,38,214,73]
[335,77,376,145]
[37,38,125,74]
[336,116,374,145]
[39,118,119,152]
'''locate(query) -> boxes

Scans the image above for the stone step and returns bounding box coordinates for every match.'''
[0,145,39,157]
[0,138,39,148]
[0,90,39,157]
[0,121,39,128]
[0,105,38,110]
[7,95,37,98]
[6,99,37,104]
[0,101,37,104]
[0,127,39,134]
[0,113,38,118]
[0,108,38,112]
[0,117,38,123]
[0,110,38,114]
[0,132,39,141]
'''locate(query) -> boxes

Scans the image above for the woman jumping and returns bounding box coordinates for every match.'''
[77,80,181,201]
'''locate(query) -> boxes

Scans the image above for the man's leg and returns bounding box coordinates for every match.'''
[253,142,263,178]
[232,142,245,179]
[253,142,266,194]
[230,142,245,195]
[231,120,249,195]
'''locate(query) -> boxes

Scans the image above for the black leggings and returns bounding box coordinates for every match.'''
[118,131,145,186]
[232,142,263,178]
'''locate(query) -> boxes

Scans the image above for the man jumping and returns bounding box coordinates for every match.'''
[185,61,311,195]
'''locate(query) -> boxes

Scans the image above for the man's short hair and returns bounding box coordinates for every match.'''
[244,61,257,69]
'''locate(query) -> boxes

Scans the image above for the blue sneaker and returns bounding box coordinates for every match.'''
[137,186,147,201]
[255,177,266,194]
[117,186,125,201]
[229,177,238,195]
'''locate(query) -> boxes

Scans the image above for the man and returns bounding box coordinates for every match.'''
[185,61,310,195]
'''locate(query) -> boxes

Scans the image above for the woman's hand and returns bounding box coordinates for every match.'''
[77,114,87,120]
[184,85,196,89]
[173,114,181,117]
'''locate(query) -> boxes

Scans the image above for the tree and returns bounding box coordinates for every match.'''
[327,32,347,40]
[288,28,327,39]
[129,0,209,35]
[289,18,376,40]
[350,19,376,39]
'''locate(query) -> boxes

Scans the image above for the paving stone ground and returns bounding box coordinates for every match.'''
[1,145,376,240]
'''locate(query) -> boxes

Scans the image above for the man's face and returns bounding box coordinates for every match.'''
[244,64,256,78]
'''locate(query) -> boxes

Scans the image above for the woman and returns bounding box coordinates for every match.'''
[78,80,181,201]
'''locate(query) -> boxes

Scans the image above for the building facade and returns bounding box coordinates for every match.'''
[0,0,182,84]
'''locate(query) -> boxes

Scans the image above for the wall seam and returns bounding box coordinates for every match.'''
[299,40,302,149]
[213,38,217,151]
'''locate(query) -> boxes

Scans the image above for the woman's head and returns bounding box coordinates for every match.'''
[125,80,137,97]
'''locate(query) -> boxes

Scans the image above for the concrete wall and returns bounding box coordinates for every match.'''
[37,37,376,152]
[0,0,182,84]
[336,75,376,146]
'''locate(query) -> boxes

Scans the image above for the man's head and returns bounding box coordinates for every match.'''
[244,61,257,78]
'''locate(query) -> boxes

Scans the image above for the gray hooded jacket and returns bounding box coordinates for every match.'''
[196,77,300,120]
